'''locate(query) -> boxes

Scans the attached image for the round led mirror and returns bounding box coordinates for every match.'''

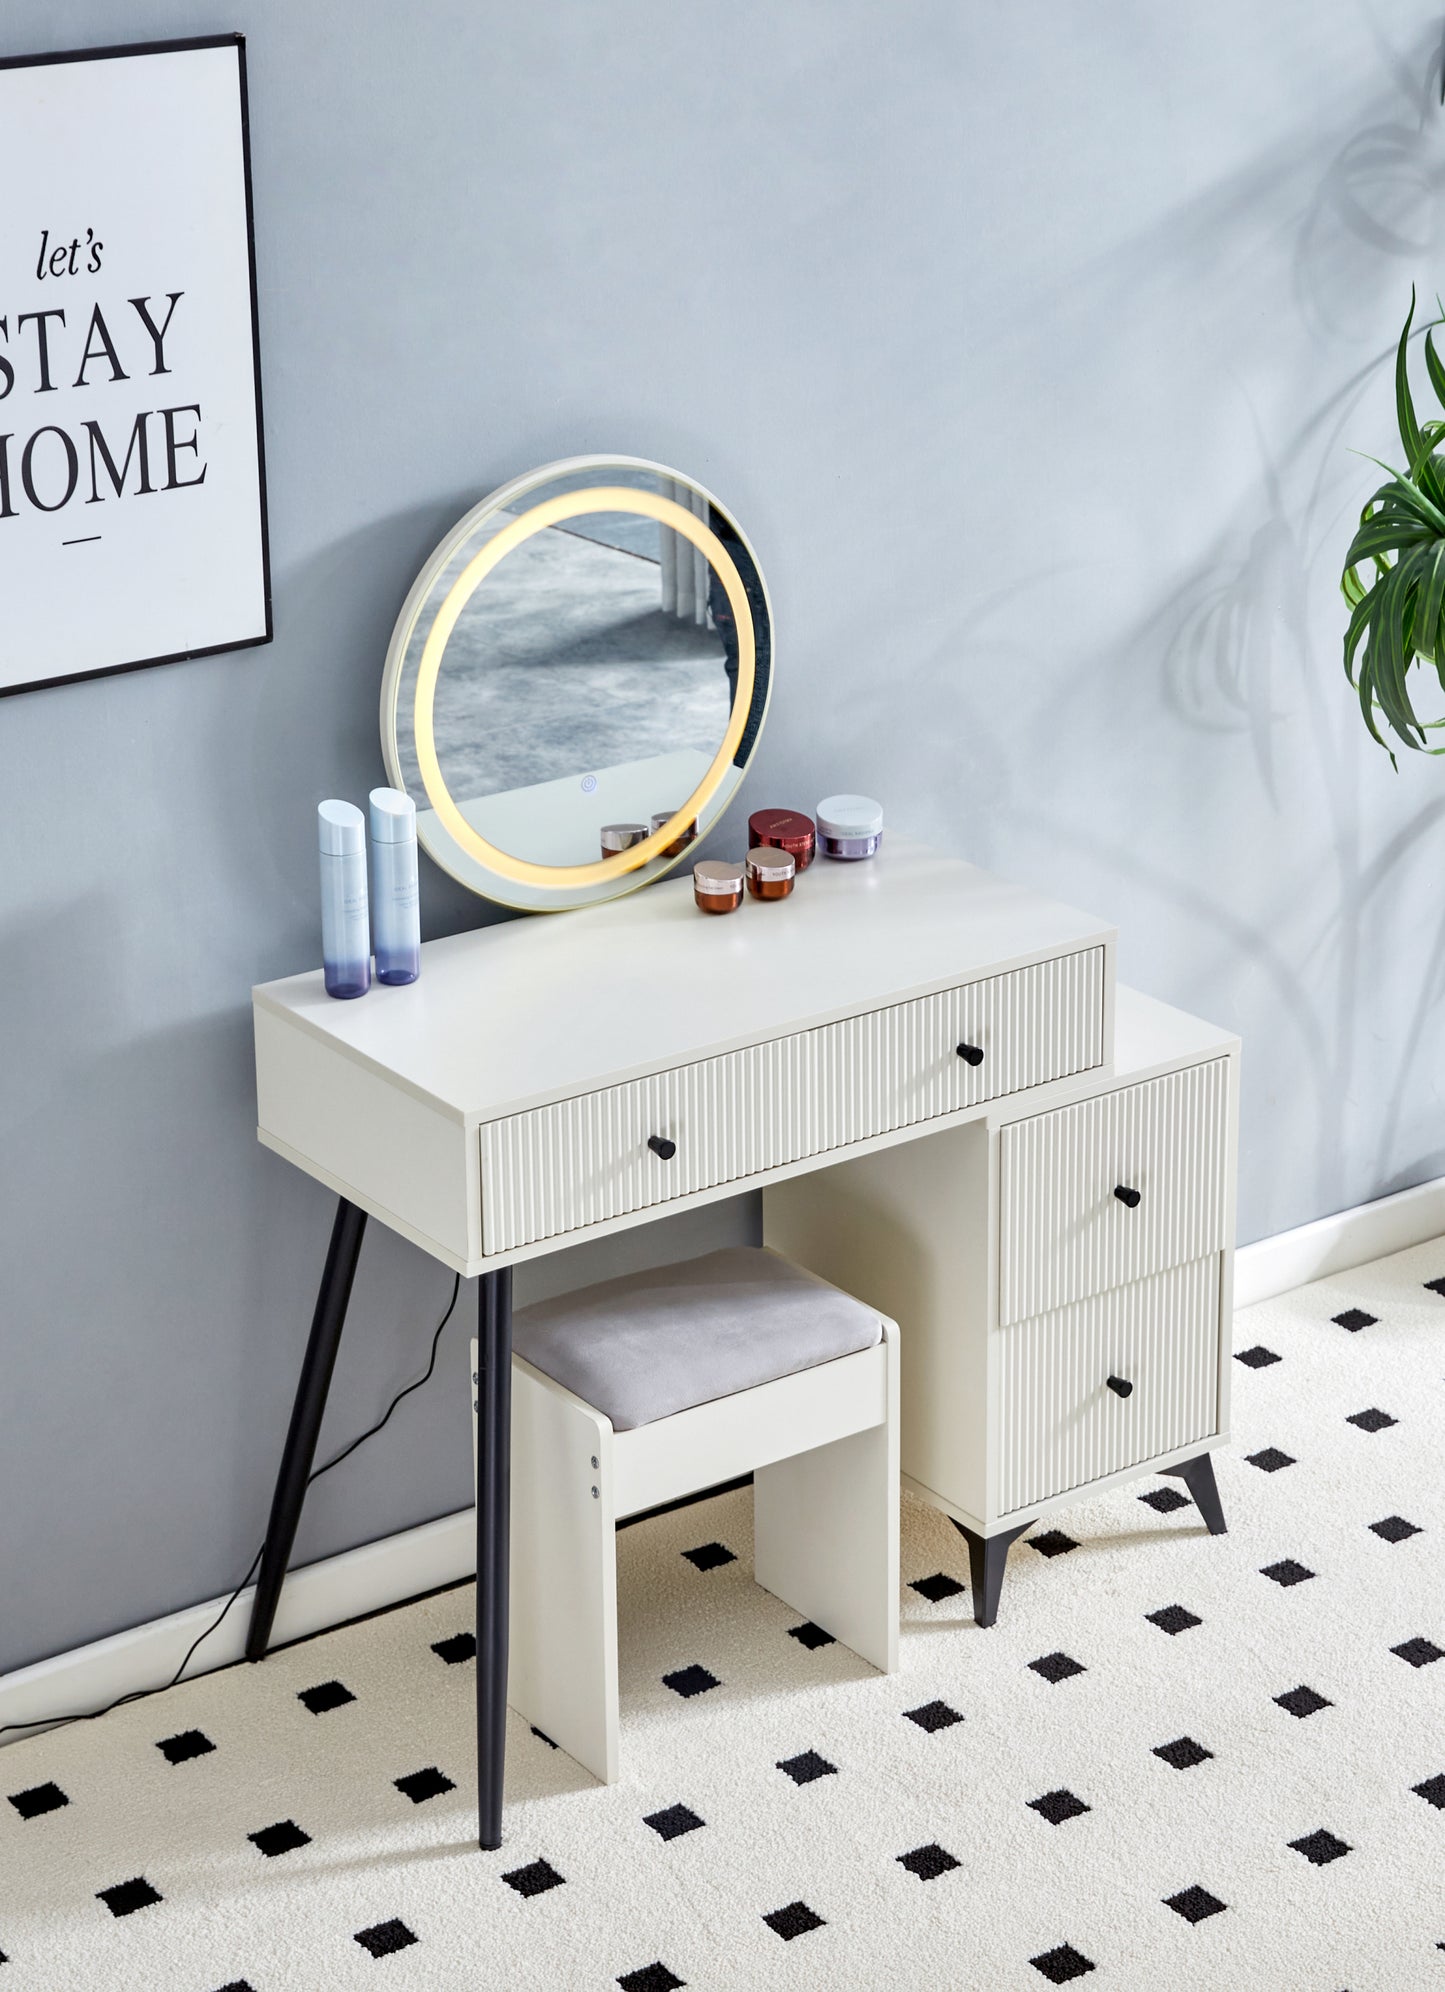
[380,456,773,911]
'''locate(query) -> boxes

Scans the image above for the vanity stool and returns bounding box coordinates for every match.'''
[478,1246,899,1783]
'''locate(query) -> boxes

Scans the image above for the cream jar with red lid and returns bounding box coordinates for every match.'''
[693,859,744,914]
[745,847,796,900]
[747,807,816,870]
[816,794,883,860]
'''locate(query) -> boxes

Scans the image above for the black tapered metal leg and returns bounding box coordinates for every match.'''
[245,1199,367,1661]
[950,1517,1032,1627]
[1162,1451,1227,1535]
[476,1266,513,1851]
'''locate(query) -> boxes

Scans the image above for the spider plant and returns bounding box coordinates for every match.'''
[1342,289,1445,758]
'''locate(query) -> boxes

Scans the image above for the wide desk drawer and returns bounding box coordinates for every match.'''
[480,947,1105,1254]
[997,1058,1230,1328]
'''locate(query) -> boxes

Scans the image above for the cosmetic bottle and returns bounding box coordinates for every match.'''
[652,810,699,858]
[601,822,649,859]
[745,847,796,901]
[748,807,816,870]
[816,794,884,860]
[369,787,421,985]
[694,858,744,914]
[318,800,370,999]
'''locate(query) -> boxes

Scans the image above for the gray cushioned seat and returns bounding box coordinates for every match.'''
[512,1245,883,1431]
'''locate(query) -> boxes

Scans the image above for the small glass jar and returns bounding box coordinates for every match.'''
[745,847,796,900]
[747,807,816,870]
[693,858,744,914]
[816,793,884,860]
[600,822,649,860]
[652,809,699,859]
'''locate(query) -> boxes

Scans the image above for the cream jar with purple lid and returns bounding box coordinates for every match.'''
[816,793,883,860]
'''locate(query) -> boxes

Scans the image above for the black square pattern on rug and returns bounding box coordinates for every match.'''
[1165,1885,1227,1924]
[431,1631,475,1665]
[1235,1343,1282,1368]
[904,1699,963,1733]
[1413,1774,1445,1810]
[1261,1558,1315,1587]
[502,1858,564,1899]
[763,1901,825,1941]
[354,1918,418,1957]
[7,1782,67,1820]
[1275,1685,1332,1718]
[777,1750,837,1785]
[97,1877,162,1919]
[617,1966,685,1992]
[1029,1942,1096,1982]
[1246,1447,1295,1473]
[910,1571,966,1602]
[1139,1486,1191,1513]
[211,1982,257,1991]
[644,1803,704,1842]
[158,1728,214,1765]
[1147,1604,1202,1635]
[1289,1829,1351,1866]
[681,1541,735,1572]
[1347,1407,1397,1432]
[1392,1637,1444,1668]
[1028,1788,1091,1825]
[1154,1736,1213,1770]
[531,1727,557,1748]
[1370,1515,1422,1542]
[788,1621,835,1650]
[1028,1529,1079,1557]
[662,1665,719,1699]
[297,1679,354,1715]
[248,1819,310,1858]
[1333,1308,1377,1331]
[1030,1651,1086,1683]
[394,1767,455,1805]
[1425,1277,1445,1297]
[897,1842,960,1881]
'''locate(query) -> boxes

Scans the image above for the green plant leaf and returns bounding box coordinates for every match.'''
[1396,288,1421,465]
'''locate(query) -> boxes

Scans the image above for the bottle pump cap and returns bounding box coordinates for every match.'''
[369,787,416,844]
[317,798,365,856]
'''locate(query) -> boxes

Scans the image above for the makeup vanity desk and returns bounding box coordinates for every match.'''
[247,836,1238,1849]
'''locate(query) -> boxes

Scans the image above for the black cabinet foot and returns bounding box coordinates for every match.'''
[949,1517,1032,1627]
[1161,1451,1227,1535]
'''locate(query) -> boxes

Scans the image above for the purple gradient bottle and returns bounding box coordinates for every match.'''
[318,800,370,998]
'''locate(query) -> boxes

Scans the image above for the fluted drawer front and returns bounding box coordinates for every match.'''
[996,1254,1221,1516]
[998,1058,1229,1327]
[480,947,1105,1253]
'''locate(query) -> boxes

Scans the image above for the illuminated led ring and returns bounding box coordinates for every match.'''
[412,487,756,890]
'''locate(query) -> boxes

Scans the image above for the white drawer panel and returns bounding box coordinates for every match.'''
[481,947,1104,1253]
[997,1254,1220,1517]
[998,1058,1229,1327]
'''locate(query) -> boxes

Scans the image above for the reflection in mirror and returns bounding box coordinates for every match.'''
[382,459,771,910]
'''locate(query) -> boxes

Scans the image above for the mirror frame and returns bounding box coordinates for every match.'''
[379,455,773,912]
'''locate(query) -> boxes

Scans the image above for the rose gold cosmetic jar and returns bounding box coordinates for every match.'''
[745,847,796,901]
[600,822,649,859]
[816,794,884,860]
[652,810,699,859]
[747,807,816,870]
[693,859,745,914]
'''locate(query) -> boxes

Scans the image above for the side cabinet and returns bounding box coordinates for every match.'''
[763,991,1239,1626]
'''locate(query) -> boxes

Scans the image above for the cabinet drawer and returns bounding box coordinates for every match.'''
[480,947,1104,1253]
[996,1254,1220,1516]
[998,1058,1229,1327]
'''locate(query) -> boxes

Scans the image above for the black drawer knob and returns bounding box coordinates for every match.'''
[956,1042,985,1066]
[647,1134,677,1161]
[1106,1375,1134,1398]
[1113,1184,1142,1208]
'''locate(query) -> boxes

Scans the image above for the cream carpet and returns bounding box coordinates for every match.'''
[4,1241,1444,1990]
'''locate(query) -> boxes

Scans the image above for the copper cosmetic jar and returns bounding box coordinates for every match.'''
[747,807,816,870]
[816,793,884,860]
[600,822,648,860]
[653,810,699,859]
[745,847,796,901]
[694,858,744,914]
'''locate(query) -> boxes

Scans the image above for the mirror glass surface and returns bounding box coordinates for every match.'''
[380,459,772,911]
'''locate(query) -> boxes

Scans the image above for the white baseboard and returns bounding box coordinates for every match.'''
[1234,1174,1445,1309]
[0,1506,475,1749]
[6,1173,1443,1749]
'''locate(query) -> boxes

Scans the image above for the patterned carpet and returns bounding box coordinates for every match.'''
[3,1240,1443,1989]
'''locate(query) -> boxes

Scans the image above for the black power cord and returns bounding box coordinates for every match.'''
[1,1273,462,1740]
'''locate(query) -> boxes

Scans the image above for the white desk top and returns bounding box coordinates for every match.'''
[254,838,1116,1123]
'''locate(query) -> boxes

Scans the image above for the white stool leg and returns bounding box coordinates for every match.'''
[752,1318,899,1673]
[478,1346,620,1784]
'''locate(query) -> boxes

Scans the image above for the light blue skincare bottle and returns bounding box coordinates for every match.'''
[317,800,371,999]
[368,787,421,985]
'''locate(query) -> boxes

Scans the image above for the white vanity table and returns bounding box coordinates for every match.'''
[247,836,1238,1848]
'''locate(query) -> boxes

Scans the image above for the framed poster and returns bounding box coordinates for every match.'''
[0,35,270,696]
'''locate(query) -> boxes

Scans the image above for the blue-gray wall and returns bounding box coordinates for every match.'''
[4,0,1443,1673]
